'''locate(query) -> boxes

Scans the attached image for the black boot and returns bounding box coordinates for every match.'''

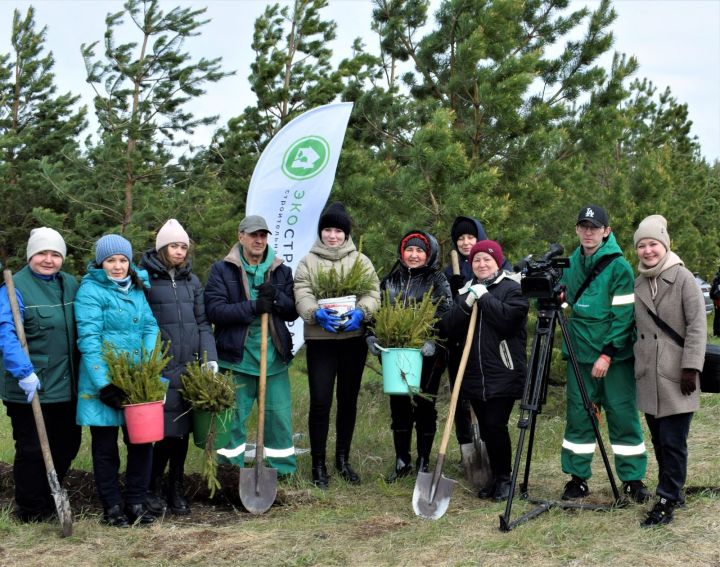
[124,503,155,526]
[102,504,129,528]
[335,452,361,485]
[311,453,329,489]
[415,433,435,475]
[492,475,512,502]
[478,477,497,499]
[387,430,413,483]
[168,471,190,515]
[145,474,167,517]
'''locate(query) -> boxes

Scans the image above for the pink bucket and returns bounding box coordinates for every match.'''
[123,401,164,444]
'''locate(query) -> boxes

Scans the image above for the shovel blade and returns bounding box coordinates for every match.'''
[48,470,72,537]
[239,463,277,515]
[412,470,454,520]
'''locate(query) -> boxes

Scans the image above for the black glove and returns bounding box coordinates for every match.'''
[255,282,275,314]
[680,369,698,396]
[449,274,465,296]
[99,384,127,409]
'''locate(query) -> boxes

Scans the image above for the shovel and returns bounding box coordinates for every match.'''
[2,268,73,537]
[413,301,478,520]
[239,312,277,514]
[450,251,492,489]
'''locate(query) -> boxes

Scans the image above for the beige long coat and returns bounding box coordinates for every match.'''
[634,264,706,418]
[294,236,380,341]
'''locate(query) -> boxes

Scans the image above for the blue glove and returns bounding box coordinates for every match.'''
[315,308,342,333]
[421,340,436,357]
[18,372,41,402]
[339,309,365,332]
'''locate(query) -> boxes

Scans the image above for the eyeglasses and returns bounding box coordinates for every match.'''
[576,223,603,233]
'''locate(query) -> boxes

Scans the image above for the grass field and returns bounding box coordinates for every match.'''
[0,337,719,566]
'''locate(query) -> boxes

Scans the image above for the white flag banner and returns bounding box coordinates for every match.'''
[245,102,353,353]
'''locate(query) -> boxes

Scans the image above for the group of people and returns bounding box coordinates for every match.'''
[0,200,709,530]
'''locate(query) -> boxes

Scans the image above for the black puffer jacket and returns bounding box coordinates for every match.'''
[440,273,528,400]
[380,230,451,319]
[139,250,217,437]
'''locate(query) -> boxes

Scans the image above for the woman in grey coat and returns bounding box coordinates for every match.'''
[633,215,706,527]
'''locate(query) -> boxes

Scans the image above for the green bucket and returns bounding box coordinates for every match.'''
[192,408,234,449]
[381,348,423,395]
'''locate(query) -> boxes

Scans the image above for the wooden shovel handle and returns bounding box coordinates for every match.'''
[2,269,57,475]
[451,250,460,276]
[437,302,477,458]
[256,313,269,458]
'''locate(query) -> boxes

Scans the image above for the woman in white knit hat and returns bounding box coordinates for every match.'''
[633,214,707,527]
[138,219,217,516]
[0,228,82,523]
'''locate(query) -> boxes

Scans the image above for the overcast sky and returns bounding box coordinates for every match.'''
[0,0,718,161]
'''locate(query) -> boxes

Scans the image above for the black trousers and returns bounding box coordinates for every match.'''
[152,435,190,481]
[468,397,516,477]
[645,412,693,502]
[447,349,474,445]
[90,425,153,509]
[306,336,367,456]
[4,401,81,516]
[389,352,443,436]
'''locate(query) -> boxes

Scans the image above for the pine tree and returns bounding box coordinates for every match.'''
[0,7,85,267]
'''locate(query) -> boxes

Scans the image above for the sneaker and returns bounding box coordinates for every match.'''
[641,497,675,528]
[561,475,590,500]
[622,480,651,503]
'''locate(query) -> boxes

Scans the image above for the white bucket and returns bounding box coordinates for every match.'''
[317,295,356,316]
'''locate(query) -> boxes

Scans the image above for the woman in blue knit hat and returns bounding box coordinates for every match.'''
[75,234,160,527]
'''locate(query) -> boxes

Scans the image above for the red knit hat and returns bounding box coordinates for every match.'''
[469,239,504,268]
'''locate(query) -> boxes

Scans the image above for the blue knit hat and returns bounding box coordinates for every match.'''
[95,234,133,265]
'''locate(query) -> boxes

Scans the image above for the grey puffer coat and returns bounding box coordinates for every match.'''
[139,250,217,437]
[634,263,706,418]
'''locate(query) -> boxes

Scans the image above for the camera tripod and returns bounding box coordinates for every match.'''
[499,293,623,531]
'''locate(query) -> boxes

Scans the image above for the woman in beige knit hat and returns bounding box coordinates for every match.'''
[633,214,707,527]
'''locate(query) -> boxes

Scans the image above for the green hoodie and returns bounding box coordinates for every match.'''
[561,232,635,363]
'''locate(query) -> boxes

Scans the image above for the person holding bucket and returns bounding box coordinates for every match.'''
[633,215,706,527]
[204,215,298,476]
[439,240,528,501]
[294,202,380,488]
[368,230,451,482]
[139,219,217,516]
[75,234,160,527]
[0,228,82,522]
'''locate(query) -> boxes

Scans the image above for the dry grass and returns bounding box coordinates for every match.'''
[1,349,719,566]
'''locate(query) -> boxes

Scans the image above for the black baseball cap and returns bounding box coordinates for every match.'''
[576,205,609,228]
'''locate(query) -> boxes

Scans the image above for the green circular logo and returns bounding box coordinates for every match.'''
[281,136,331,180]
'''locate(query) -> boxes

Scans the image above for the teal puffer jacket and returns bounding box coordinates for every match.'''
[75,266,159,426]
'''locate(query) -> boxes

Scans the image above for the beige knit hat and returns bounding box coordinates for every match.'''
[634,214,670,250]
[156,219,190,251]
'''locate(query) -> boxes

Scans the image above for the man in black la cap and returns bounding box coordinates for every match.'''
[558,204,650,504]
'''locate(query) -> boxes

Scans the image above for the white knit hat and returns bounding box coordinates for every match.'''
[634,214,671,250]
[156,219,190,251]
[26,227,67,261]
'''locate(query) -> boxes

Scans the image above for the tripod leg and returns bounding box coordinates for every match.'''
[557,311,621,502]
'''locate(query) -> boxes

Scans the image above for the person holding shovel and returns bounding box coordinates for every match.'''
[0,228,82,523]
[369,230,451,482]
[294,202,380,488]
[75,234,160,527]
[139,219,218,516]
[204,215,298,477]
[633,215,706,526]
[440,240,528,501]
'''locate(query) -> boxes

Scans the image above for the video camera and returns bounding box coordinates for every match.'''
[513,244,570,299]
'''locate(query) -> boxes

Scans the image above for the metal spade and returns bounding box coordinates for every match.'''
[239,313,277,514]
[413,302,477,520]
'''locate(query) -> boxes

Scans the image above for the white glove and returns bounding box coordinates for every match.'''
[464,284,488,307]
[19,372,41,402]
[203,361,219,374]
